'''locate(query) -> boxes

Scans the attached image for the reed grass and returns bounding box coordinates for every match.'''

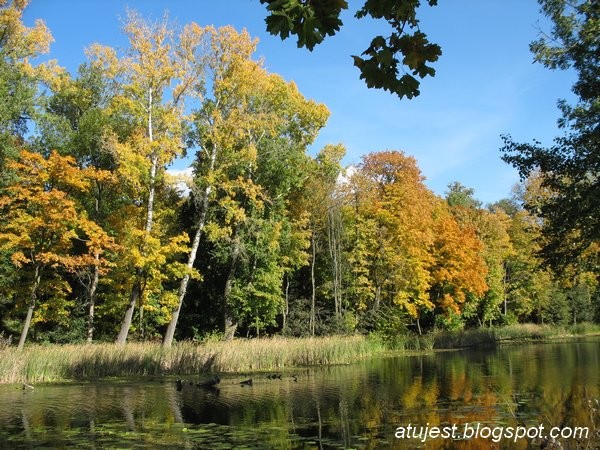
[2,323,598,385]
[0,335,386,384]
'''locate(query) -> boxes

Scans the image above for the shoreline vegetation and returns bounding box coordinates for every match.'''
[1,323,600,385]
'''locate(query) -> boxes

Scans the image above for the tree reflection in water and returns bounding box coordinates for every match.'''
[0,338,598,449]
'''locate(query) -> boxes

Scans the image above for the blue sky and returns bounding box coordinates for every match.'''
[23,0,575,204]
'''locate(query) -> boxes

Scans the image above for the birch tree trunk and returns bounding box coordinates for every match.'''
[17,264,41,351]
[116,89,156,345]
[310,231,316,336]
[282,275,289,330]
[328,207,344,317]
[162,145,218,347]
[162,211,205,347]
[116,278,142,344]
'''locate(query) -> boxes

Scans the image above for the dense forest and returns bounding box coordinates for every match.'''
[0,1,598,349]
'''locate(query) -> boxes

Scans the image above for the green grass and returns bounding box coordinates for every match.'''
[0,335,386,384]
[432,322,600,349]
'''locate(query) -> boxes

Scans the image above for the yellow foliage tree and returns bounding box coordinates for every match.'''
[163,26,329,345]
[87,11,205,343]
[0,0,53,182]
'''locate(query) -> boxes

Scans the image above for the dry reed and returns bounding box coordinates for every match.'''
[0,335,385,384]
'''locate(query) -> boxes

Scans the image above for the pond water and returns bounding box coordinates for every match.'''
[0,338,599,449]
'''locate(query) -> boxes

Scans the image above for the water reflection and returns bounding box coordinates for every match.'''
[0,338,598,449]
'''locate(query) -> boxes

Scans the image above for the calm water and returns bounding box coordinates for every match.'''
[0,338,599,449]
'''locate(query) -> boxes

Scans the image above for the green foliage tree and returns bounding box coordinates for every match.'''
[501,0,599,271]
[445,181,482,210]
[260,0,441,99]
[302,144,345,335]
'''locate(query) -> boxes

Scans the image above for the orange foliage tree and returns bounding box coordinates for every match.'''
[346,151,436,327]
[429,202,488,325]
[0,150,114,349]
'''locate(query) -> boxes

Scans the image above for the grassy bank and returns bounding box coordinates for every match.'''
[375,322,600,351]
[0,335,386,384]
[2,323,599,384]
[431,322,600,350]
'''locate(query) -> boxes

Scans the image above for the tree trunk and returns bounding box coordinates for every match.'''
[223,237,240,341]
[117,89,156,344]
[282,275,289,330]
[310,232,316,336]
[145,153,158,234]
[116,278,141,345]
[139,299,145,341]
[502,262,508,316]
[162,221,203,347]
[373,284,381,311]
[17,264,40,351]
[328,207,342,317]
[163,146,217,348]
[145,89,156,235]
[86,254,100,343]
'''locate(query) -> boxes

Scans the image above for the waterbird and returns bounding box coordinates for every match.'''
[175,379,184,391]
[239,378,253,386]
[197,375,220,388]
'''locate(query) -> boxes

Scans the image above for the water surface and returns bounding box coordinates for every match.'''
[1,338,599,449]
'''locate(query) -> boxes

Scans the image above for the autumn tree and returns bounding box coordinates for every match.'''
[29,60,128,341]
[476,208,512,325]
[0,150,113,349]
[161,25,328,344]
[443,182,509,327]
[88,11,204,343]
[491,180,566,324]
[0,0,54,190]
[429,201,488,329]
[345,151,437,333]
[162,26,257,345]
